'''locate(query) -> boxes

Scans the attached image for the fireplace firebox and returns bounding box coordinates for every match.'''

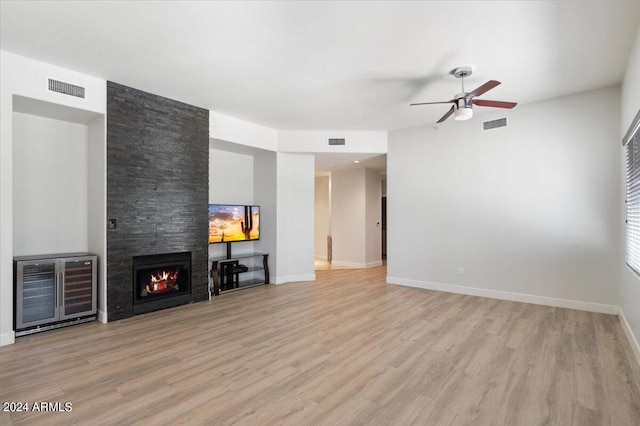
[132,252,191,315]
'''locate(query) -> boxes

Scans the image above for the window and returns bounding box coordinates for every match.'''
[625,110,640,273]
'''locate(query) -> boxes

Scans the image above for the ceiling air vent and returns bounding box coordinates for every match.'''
[483,117,507,130]
[48,78,85,99]
[328,138,346,146]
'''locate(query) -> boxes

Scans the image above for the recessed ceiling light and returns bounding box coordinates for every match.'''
[353,160,360,164]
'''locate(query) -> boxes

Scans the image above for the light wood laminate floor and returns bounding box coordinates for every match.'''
[1,265,640,425]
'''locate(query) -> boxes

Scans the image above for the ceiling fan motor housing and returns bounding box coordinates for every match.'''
[409,65,516,123]
[454,97,473,120]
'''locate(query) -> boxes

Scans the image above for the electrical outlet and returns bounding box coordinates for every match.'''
[458,267,464,275]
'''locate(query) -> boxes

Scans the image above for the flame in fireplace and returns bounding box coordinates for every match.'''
[143,269,180,295]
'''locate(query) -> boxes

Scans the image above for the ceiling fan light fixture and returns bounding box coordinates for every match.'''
[454,106,473,121]
[410,66,516,124]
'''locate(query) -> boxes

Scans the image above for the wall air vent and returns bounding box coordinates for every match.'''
[328,138,346,146]
[483,117,507,130]
[48,79,85,98]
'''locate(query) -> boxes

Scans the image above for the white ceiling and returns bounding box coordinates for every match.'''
[2,1,639,133]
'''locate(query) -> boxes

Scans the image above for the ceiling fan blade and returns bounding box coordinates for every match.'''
[437,105,456,123]
[410,100,455,106]
[467,80,501,98]
[472,99,517,109]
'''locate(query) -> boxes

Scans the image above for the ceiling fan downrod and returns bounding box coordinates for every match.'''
[453,66,473,120]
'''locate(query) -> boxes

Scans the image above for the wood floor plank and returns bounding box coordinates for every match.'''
[1,264,639,425]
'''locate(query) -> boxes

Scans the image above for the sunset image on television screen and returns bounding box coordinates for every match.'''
[208,205,259,243]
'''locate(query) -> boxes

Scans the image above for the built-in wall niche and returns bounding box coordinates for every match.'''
[207,138,277,279]
[11,95,106,304]
[208,144,255,260]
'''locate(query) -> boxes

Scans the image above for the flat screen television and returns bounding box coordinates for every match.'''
[208,204,260,244]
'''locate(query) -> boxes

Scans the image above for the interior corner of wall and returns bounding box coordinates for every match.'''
[619,307,640,366]
[272,276,286,285]
[0,331,16,346]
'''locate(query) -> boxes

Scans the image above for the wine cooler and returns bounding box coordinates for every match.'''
[14,253,97,336]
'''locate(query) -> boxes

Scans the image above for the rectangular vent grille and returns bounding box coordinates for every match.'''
[48,79,85,98]
[328,138,346,146]
[483,117,507,130]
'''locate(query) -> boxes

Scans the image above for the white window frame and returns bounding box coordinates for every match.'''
[625,109,640,274]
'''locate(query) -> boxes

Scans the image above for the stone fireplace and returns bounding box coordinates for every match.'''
[106,82,209,321]
[132,252,191,315]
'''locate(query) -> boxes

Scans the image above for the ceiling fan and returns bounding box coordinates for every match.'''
[410,66,517,123]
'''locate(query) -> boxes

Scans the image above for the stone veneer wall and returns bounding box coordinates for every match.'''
[106,82,209,321]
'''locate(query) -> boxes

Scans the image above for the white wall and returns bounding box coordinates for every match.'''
[331,169,366,267]
[209,149,255,203]
[208,148,255,260]
[621,27,640,137]
[388,86,621,314]
[314,176,331,260]
[0,51,106,346]
[620,25,640,362]
[87,117,107,322]
[274,153,316,283]
[331,168,382,268]
[254,150,278,281]
[365,168,382,267]
[12,113,89,255]
[209,111,278,152]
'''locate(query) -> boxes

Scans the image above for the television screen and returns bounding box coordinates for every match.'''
[208,204,260,244]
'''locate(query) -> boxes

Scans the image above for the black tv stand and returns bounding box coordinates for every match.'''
[226,242,233,260]
[210,252,269,295]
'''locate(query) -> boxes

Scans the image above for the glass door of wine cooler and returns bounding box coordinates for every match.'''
[61,257,97,319]
[15,260,59,329]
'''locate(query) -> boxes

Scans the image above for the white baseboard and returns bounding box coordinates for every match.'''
[386,276,619,315]
[97,309,108,323]
[332,260,383,269]
[315,255,328,261]
[619,308,640,366]
[331,260,365,268]
[0,331,15,346]
[272,274,316,285]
